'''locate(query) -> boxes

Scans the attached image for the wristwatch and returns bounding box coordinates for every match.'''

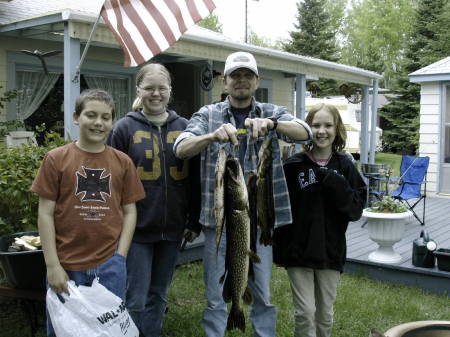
[267,117,278,130]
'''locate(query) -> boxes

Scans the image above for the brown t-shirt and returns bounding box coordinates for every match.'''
[31,142,145,270]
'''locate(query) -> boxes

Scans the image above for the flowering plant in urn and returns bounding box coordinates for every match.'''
[363,196,412,264]
[367,196,408,214]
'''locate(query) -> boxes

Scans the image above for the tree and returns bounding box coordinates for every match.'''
[196,14,223,33]
[341,0,415,88]
[247,30,283,50]
[323,0,347,54]
[284,0,339,96]
[380,0,447,154]
[285,0,338,61]
[427,0,450,61]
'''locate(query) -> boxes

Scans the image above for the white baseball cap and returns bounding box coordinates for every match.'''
[224,51,259,76]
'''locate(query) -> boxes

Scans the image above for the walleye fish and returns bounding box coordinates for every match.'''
[214,147,228,248]
[256,137,275,246]
[220,154,260,332]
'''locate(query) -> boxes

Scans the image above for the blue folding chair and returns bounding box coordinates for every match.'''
[389,155,430,226]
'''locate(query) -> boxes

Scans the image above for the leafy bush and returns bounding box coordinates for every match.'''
[0,131,68,235]
[0,86,21,138]
[367,196,408,213]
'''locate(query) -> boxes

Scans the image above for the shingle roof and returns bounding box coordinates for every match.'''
[409,56,450,76]
[0,0,101,25]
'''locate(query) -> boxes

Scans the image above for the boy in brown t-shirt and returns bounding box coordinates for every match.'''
[31,89,145,337]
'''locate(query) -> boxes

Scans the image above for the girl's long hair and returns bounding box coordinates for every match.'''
[304,103,347,153]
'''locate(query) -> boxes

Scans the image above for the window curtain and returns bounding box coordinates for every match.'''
[15,71,60,121]
[84,75,130,119]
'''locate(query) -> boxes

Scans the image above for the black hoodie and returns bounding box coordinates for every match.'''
[273,152,367,272]
[107,110,201,243]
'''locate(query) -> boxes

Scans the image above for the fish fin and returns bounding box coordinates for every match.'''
[248,261,255,281]
[248,250,261,264]
[226,304,246,332]
[242,286,252,305]
[259,230,273,246]
[219,271,226,284]
[222,275,232,303]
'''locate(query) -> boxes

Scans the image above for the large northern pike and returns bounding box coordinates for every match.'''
[219,153,260,332]
[256,137,275,245]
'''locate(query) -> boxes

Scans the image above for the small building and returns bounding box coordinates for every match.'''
[409,56,450,195]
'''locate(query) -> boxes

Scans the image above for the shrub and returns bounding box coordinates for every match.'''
[0,131,68,235]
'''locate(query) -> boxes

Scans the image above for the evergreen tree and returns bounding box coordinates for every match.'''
[428,0,450,60]
[284,0,339,96]
[380,0,446,154]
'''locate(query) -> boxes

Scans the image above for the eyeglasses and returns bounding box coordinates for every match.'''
[138,86,170,94]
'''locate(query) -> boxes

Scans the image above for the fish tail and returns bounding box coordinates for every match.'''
[227,304,246,332]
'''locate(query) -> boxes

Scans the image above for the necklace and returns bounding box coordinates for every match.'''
[308,151,333,167]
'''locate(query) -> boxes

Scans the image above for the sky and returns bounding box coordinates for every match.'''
[213,0,299,43]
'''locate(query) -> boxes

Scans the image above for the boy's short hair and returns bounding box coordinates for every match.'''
[74,89,115,118]
[304,103,347,153]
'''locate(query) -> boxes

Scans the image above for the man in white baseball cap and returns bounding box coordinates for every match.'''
[175,51,312,337]
[224,51,259,76]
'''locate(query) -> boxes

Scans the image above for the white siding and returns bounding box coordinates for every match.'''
[420,114,440,124]
[419,143,438,154]
[419,82,440,194]
[420,83,440,94]
[420,103,440,115]
[419,133,439,144]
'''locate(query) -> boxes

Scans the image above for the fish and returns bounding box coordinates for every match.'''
[220,154,260,332]
[256,137,275,246]
[214,147,228,249]
[246,171,258,282]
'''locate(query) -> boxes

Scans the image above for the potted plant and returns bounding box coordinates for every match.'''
[363,196,412,264]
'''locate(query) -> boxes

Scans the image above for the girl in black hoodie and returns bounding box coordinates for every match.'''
[273,103,366,337]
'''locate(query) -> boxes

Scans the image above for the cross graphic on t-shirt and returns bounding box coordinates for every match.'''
[75,167,111,202]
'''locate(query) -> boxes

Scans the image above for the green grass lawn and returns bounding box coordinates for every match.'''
[1,261,449,337]
[375,152,402,177]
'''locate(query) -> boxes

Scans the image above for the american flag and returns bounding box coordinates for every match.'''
[100,0,217,67]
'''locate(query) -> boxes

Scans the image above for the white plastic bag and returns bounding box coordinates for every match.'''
[46,279,139,337]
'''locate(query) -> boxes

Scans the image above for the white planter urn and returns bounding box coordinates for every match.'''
[363,209,412,264]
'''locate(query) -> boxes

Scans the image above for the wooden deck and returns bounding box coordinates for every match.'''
[345,196,450,297]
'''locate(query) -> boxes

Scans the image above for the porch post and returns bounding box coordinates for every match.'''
[360,85,370,164]
[64,21,80,140]
[369,79,379,164]
[295,74,306,119]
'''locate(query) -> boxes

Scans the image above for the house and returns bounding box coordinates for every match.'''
[409,56,450,195]
[0,0,382,164]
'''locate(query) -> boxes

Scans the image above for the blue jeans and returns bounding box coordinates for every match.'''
[202,227,277,337]
[47,253,127,337]
[125,240,181,337]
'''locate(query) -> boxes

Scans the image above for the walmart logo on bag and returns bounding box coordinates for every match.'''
[97,301,127,325]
